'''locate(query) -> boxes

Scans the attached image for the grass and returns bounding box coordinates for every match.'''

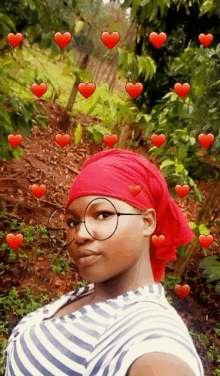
[6,44,129,127]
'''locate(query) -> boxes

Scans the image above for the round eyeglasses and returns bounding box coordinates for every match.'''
[46,197,146,246]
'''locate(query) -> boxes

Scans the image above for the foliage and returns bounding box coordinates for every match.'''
[199,256,220,295]
[161,274,181,290]
[118,0,220,210]
[117,47,156,82]
[0,286,49,318]
[74,122,83,145]
[47,252,71,275]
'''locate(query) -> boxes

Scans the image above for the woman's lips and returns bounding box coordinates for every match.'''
[77,254,101,267]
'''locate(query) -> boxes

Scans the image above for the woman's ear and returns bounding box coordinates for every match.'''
[142,208,157,237]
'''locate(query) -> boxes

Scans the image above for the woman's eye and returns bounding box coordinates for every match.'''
[96,211,113,219]
[67,220,78,227]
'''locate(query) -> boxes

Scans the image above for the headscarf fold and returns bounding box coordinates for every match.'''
[66,148,195,282]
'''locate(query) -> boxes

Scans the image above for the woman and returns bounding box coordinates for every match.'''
[4,148,204,376]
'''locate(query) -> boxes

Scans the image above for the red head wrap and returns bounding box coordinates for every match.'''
[66,148,195,282]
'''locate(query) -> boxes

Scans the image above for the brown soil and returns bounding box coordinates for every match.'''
[0,100,220,375]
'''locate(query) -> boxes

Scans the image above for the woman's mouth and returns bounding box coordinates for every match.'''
[77,254,101,267]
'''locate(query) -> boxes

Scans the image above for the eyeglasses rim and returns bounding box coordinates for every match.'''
[46,197,146,244]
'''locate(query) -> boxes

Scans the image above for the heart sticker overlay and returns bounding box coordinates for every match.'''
[7,33,23,47]
[129,185,141,197]
[101,32,120,49]
[151,235,165,246]
[78,82,96,98]
[174,83,191,98]
[198,133,215,148]
[6,233,24,250]
[103,134,118,147]
[175,184,190,198]
[31,83,48,98]
[31,184,47,198]
[198,33,213,47]
[174,284,190,299]
[55,134,70,147]
[150,134,166,147]
[149,32,167,48]
[125,83,143,98]
[7,134,22,148]
[199,234,213,248]
[54,32,72,48]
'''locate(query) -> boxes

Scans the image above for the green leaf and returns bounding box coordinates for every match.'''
[117,47,124,66]
[36,115,48,129]
[137,56,145,75]
[199,224,210,235]
[189,137,196,145]
[88,124,111,136]
[160,160,175,170]
[12,147,24,161]
[202,263,220,282]
[0,109,12,125]
[74,122,83,145]
[216,43,220,59]
[0,13,16,32]
[75,21,84,35]
[215,283,220,295]
[23,104,34,123]
[131,0,140,18]
[175,163,184,173]
[199,0,215,17]
[177,142,187,159]
[127,52,134,67]
[23,0,36,10]
[189,221,198,230]
[179,103,189,119]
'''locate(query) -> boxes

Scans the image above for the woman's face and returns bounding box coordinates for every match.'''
[65,195,156,283]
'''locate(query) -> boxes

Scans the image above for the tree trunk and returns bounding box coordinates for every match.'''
[62,53,90,129]
[172,177,220,277]
[92,58,103,82]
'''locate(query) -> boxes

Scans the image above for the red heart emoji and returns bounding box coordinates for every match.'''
[198,133,215,148]
[125,83,143,98]
[151,235,165,246]
[7,33,23,47]
[31,83,48,98]
[55,134,70,147]
[174,284,190,299]
[150,134,166,147]
[7,134,22,148]
[101,32,120,49]
[6,233,24,250]
[198,33,213,47]
[78,82,96,98]
[199,235,213,248]
[31,184,47,198]
[54,32,72,48]
[149,32,167,48]
[103,134,118,147]
[174,83,191,98]
[175,185,190,198]
[129,185,141,197]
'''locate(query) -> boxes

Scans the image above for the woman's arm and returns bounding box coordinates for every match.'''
[126,352,196,376]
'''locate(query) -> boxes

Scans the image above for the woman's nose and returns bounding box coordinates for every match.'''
[69,221,91,241]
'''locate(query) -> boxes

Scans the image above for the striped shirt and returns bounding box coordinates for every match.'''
[4,282,204,376]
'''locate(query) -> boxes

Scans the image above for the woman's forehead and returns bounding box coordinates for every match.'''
[68,195,133,210]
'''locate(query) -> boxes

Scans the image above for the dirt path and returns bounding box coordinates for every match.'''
[0,101,220,375]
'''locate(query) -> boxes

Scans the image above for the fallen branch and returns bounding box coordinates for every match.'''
[66,166,80,175]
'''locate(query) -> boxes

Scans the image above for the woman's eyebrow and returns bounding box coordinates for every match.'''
[65,202,104,217]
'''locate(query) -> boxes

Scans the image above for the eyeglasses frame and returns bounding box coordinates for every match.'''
[46,197,146,245]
